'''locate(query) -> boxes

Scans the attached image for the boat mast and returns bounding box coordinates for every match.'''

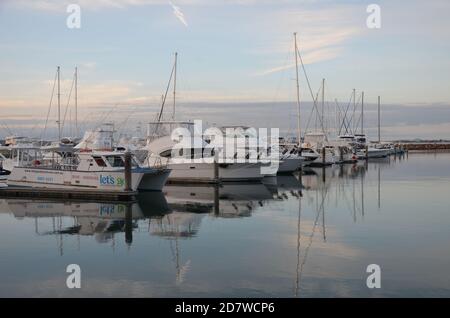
[352,88,356,135]
[378,96,381,143]
[321,78,325,133]
[172,52,178,121]
[75,66,78,138]
[57,66,61,141]
[361,91,364,135]
[294,33,301,144]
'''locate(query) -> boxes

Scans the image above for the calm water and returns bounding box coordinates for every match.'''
[0,152,449,297]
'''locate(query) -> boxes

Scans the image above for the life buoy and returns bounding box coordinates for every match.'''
[33,160,41,166]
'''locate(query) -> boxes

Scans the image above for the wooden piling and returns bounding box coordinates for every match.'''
[322,147,326,166]
[214,151,219,183]
[124,151,132,192]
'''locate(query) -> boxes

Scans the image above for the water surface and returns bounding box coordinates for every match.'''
[0,152,449,297]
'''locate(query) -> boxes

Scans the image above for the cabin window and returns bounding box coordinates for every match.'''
[105,156,125,167]
[160,150,173,158]
[93,156,107,167]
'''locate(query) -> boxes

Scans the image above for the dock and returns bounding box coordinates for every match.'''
[0,186,137,201]
[397,142,450,152]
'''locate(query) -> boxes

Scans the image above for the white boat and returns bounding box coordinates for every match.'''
[145,134,264,183]
[276,143,305,173]
[302,133,335,166]
[75,127,171,191]
[330,137,357,163]
[357,147,390,159]
[6,150,165,192]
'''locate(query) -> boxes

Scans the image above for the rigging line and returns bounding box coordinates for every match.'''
[296,46,327,138]
[61,71,76,135]
[41,69,58,143]
[352,93,363,133]
[338,91,355,136]
[351,93,362,134]
[116,105,139,138]
[304,86,321,134]
[0,123,13,136]
[0,121,13,135]
[153,61,176,137]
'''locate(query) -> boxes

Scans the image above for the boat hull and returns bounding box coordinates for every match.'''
[166,162,264,183]
[277,158,303,173]
[138,168,171,191]
[6,167,143,191]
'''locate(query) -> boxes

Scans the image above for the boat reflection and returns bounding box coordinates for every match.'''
[0,158,397,292]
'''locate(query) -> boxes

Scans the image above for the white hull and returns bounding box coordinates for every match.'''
[357,148,390,159]
[166,162,264,182]
[307,149,335,166]
[138,168,171,191]
[7,167,143,192]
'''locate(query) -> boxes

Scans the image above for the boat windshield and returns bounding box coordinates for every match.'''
[105,155,125,167]
[93,156,107,167]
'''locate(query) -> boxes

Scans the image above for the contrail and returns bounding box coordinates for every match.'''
[170,2,188,27]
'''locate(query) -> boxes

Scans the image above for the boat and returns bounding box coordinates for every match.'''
[144,130,265,183]
[303,132,335,166]
[6,149,149,191]
[278,143,305,173]
[74,127,171,191]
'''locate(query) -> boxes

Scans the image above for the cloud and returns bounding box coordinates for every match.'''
[5,0,323,12]
[255,47,343,76]
[170,2,188,27]
[250,5,363,76]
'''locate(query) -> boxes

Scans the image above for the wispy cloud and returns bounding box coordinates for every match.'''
[251,6,363,76]
[255,47,343,76]
[170,2,188,27]
[6,0,320,11]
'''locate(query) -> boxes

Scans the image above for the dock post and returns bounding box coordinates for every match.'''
[322,147,326,166]
[339,146,344,163]
[214,151,219,184]
[365,145,369,161]
[124,152,132,192]
[214,185,220,216]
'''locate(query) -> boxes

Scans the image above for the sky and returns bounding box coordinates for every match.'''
[0,0,450,139]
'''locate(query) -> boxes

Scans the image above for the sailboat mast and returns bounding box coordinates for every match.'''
[352,88,356,135]
[294,33,301,144]
[361,91,364,134]
[322,78,325,133]
[75,67,78,137]
[57,66,61,140]
[378,96,381,143]
[172,52,178,121]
